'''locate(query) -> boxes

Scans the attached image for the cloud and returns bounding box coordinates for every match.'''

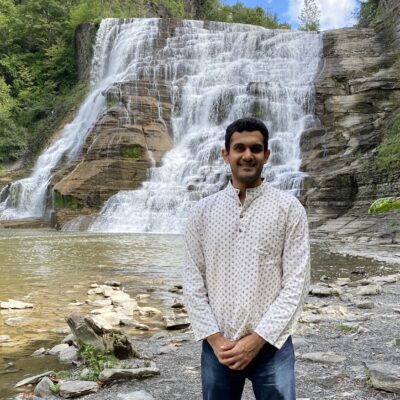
[287,0,358,30]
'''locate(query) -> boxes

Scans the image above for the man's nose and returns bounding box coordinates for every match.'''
[242,148,254,159]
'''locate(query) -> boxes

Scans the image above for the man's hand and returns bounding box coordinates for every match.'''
[207,332,237,364]
[219,332,266,371]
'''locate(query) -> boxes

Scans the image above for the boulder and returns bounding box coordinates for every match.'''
[33,376,54,398]
[59,380,98,398]
[15,371,55,388]
[353,284,383,296]
[300,352,346,364]
[163,314,190,330]
[0,299,33,309]
[99,366,160,383]
[66,314,104,350]
[5,316,28,326]
[48,343,69,356]
[59,346,78,363]
[365,362,400,393]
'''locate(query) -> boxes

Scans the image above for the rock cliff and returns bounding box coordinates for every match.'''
[301,0,400,245]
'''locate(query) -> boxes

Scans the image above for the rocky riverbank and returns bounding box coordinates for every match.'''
[11,270,400,400]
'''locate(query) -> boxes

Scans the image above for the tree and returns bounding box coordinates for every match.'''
[299,0,320,31]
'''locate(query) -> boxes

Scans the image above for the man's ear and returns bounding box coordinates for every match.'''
[264,149,271,164]
[221,148,229,163]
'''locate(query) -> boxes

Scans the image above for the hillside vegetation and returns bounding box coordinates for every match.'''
[0,0,289,164]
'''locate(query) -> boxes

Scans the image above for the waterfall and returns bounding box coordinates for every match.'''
[0,18,161,221]
[88,20,322,233]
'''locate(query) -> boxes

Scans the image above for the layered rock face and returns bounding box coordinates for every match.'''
[51,79,172,227]
[301,1,400,244]
[301,5,400,225]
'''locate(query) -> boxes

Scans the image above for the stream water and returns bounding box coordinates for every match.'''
[1,229,398,399]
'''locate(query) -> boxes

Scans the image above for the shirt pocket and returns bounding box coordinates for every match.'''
[253,246,281,268]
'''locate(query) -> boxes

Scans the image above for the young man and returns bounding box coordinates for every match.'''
[183,117,310,400]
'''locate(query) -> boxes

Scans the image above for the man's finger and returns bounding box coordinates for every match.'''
[220,341,236,350]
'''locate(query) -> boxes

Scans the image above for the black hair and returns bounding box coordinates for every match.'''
[225,117,269,151]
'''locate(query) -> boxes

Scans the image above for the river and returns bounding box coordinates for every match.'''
[0,229,397,399]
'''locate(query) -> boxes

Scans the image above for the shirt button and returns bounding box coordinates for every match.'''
[239,228,242,232]
[239,214,243,218]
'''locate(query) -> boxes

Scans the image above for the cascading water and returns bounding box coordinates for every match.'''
[0,18,161,221]
[89,19,322,234]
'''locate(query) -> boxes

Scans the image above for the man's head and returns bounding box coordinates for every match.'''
[225,117,269,152]
[222,118,270,189]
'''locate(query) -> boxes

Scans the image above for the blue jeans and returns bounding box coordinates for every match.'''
[201,337,295,400]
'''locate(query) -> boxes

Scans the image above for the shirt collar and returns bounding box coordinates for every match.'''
[224,180,265,203]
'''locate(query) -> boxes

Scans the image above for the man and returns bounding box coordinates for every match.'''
[183,117,310,400]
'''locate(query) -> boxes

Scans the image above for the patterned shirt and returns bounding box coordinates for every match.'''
[182,181,310,350]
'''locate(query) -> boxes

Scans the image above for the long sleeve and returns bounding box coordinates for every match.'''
[254,199,310,349]
[182,205,220,341]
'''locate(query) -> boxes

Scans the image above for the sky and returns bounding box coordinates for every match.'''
[222,0,359,30]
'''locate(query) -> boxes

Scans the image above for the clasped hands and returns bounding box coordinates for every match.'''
[207,331,266,371]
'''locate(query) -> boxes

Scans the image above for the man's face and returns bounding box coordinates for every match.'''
[221,130,270,187]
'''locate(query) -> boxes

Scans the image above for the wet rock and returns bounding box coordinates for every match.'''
[117,391,155,400]
[171,301,185,309]
[104,280,121,287]
[5,316,28,326]
[85,315,114,332]
[15,371,55,388]
[107,333,140,360]
[48,343,69,356]
[163,313,190,330]
[62,334,76,345]
[59,380,98,398]
[99,366,160,382]
[120,319,150,330]
[353,284,383,296]
[68,301,84,306]
[87,287,103,295]
[139,307,162,318]
[33,376,53,398]
[66,314,104,350]
[32,347,46,357]
[0,335,10,343]
[0,299,33,309]
[136,294,150,301]
[300,352,346,363]
[91,299,112,307]
[110,291,133,305]
[365,362,400,393]
[90,305,114,314]
[90,283,98,288]
[102,285,116,297]
[59,346,78,363]
[115,300,139,316]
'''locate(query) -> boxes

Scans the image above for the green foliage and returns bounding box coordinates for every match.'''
[54,191,82,210]
[0,0,290,163]
[121,145,143,158]
[335,324,358,333]
[206,2,290,29]
[0,112,27,162]
[356,0,380,27]
[376,116,400,171]
[77,341,117,381]
[299,0,320,31]
[49,383,60,394]
[368,197,400,214]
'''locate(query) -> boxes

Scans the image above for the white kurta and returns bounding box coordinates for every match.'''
[182,181,310,349]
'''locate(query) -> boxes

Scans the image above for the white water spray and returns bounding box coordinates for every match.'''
[0,19,160,220]
[88,20,322,233]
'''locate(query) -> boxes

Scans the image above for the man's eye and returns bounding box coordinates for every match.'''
[251,146,263,153]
